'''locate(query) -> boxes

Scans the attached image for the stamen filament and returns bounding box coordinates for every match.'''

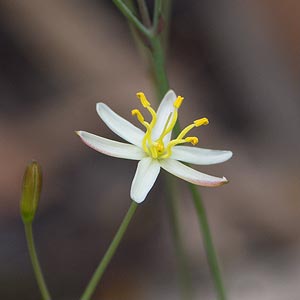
[146,106,157,128]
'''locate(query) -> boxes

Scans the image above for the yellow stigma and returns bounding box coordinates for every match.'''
[136,92,150,107]
[194,117,209,127]
[174,96,184,108]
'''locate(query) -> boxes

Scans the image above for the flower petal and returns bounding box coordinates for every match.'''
[96,103,145,146]
[130,157,160,203]
[160,159,228,187]
[77,131,146,160]
[151,90,177,142]
[171,146,233,165]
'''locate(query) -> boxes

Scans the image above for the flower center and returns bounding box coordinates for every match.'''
[132,92,209,159]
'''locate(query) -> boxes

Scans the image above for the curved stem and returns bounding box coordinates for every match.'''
[24,223,51,300]
[80,201,138,300]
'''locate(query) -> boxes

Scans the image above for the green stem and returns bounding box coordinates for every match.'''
[112,0,151,37]
[150,37,169,98]
[149,31,192,300]
[24,223,51,300]
[189,184,227,300]
[153,0,162,32]
[149,17,227,300]
[80,201,138,300]
[113,2,227,300]
[151,24,192,299]
[148,12,226,300]
[137,0,152,28]
[165,176,193,300]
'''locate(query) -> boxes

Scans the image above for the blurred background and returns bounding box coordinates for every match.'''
[1,1,300,299]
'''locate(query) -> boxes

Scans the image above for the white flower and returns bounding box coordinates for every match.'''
[77,90,232,203]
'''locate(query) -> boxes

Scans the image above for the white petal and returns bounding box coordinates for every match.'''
[77,131,146,160]
[159,159,228,187]
[171,146,233,165]
[151,90,177,142]
[96,103,145,146]
[130,157,160,203]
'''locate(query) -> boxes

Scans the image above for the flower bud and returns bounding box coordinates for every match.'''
[20,161,42,224]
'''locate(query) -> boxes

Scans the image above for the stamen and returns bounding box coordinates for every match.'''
[174,96,184,108]
[176,117,209,140]
[136,92,150,107]
[146,106,157,126]
[160,138,186,158]
[136,92,157,131]
[132,109,145,123]
[185,136,199,145]
[133,92,208,160]
[176,123,195,140]
[194,117,209,126]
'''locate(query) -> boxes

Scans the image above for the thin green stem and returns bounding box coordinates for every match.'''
[149,30,192,300]
[80,201,138,300]
[153,0,162,33]
[149,18,227,300]
[165,176,193,300]
[114,2,227,300]
[189,184,227,300]
[150,37,169,98]
[24,223,51,300]
[112,0,151,37]
[153,0,161,32]
[137,0,152,28]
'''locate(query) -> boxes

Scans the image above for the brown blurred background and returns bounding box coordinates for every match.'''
[1,1,300,299]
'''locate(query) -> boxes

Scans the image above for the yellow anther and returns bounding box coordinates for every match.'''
[136,92,150,107]
[174,96,184,108]
[132,109,145,123]
[185,137,199,145]
[194,118,209,127]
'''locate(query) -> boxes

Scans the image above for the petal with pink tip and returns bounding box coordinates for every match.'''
[159,159,228,187]
[77,131,146,160]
